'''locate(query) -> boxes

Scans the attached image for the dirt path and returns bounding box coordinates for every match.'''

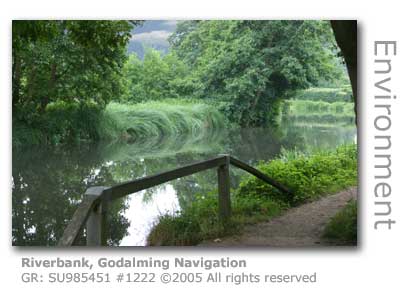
[200,187,357,247]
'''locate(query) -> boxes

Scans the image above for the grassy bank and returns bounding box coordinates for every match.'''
[323,199,357,244]
[293,86,353,103]
[282,99,355,125]
[13,99,226,148]
[97,100,226,143]
[147,144,358,246]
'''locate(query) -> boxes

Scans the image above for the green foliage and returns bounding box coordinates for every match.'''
[44,101,102,143]
[98,100,226,143]
[12,20,135,144]
[237,144,357,205]
[13,100,102,146]
[13,20,133,110]
[323,199,357,244]
[293,86,353,103]
[170,20,347,126]
[121,50,193,102]
[147,192,283,246]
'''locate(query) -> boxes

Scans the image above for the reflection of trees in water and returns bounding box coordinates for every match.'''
[12,145,130,246]
[12,123,355,246]
[226,128,284,163]
[280,122,356,151]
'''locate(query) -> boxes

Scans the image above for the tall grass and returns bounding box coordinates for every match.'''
[97,99,227,144]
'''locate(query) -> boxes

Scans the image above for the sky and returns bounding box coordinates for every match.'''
[128,20,179,58]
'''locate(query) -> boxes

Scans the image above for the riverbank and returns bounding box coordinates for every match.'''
[200,187,357,247]
[98,100,226,143]
[147,144,358,246]
[12,99,226,148]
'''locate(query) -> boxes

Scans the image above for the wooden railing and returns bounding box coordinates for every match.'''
[58,154,292,246]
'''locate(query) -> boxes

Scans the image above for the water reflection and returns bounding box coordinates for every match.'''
[12,123,356,246]
[121,185,180,246]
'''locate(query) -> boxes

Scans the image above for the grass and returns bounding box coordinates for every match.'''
[147,192,284,246]
[13,99,226,148]
[293,86,353,103]
[97,99,226,144]
[283,99,355,125]
[147,144,358,246]
[323,199,357,244]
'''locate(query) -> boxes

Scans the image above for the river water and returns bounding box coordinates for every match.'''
[12,123,356,246]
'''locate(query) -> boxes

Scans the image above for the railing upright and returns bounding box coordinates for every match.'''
[84,187,108,246]
[217,155,231,223]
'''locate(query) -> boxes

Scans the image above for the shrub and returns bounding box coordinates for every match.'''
[237,144,358,205]
[45,100,102,144]
[13,100,103,147]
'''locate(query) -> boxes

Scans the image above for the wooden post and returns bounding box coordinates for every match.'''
[217,155,231,223]
[85,187,108,246]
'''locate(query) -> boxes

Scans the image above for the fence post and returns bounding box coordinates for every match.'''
[217,155,231,223]
[85,187,108,246]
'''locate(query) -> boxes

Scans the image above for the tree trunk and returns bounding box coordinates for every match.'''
[330,20,357,125]
[12,53,22,109]
[40,62,57,112]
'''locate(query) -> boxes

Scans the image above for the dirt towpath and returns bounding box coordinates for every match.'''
[200,187,357,247]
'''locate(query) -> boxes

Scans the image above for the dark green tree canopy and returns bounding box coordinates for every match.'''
[170,20,344,126]
[12,20,134,116]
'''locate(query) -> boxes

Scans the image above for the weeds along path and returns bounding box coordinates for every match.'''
[200,187,357,247]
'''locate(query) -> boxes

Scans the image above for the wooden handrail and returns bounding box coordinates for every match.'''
[108,156,226,201]
[58,154,292,246]
[229,156,293,196]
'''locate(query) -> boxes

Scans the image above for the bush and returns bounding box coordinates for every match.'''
[45,100,102,144]
[13,100,103,147]
[323,199,357,244]
[237,144,358,205]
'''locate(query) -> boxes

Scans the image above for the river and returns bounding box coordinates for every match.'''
[12,123,356,246]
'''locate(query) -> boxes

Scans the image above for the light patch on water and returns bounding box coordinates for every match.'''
[83,167,102,183]
[119,183,180,246]
[27,225,36,234]
[105,161,115,167]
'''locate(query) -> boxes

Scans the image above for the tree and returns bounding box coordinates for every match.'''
[12,20,135,116]
[170,20,345,126]
[12,20,142,144]
[122,49,191,102]
[330,20,357,122]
